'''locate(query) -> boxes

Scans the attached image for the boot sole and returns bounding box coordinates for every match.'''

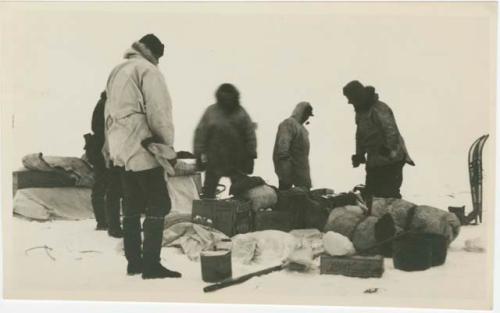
[142,274,181,279]
[127,271,142,276]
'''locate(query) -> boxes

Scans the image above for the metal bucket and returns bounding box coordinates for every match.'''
[200,249,232,283]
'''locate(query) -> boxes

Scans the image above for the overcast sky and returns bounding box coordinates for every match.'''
[1,2,496,202]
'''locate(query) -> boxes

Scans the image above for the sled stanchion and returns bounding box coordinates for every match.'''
[476,135,488,223]
[466,134,488,225]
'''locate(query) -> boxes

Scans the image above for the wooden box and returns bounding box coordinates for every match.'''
[13,170,76,195]
[320,254,384,278]
[192,198,252,237]
[253,210,293,232]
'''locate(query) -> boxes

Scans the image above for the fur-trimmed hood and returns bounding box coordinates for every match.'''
[291,101,313,123]
[124,41,159,65]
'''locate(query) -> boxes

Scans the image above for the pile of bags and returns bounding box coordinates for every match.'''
[166,180,462,273]
[322,196,461,271]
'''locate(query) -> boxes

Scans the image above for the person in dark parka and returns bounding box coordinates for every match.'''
[194,83,257,198]
[273,101,314,190]
[343,80,415,203]
[84,91,123,238]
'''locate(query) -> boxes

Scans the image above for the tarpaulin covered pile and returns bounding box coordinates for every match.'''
[13,154,201,220]
[13,187,94,221]
[22,153,95,187]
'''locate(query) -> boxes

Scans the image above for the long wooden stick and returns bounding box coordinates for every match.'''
[203,264,285,293]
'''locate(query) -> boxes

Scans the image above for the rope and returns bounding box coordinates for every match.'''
[357,205,419,254]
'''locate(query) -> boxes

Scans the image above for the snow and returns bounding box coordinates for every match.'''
[0,4,495,312]
[3,192,492,310]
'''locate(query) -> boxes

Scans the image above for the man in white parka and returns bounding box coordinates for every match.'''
[104,34,181,279]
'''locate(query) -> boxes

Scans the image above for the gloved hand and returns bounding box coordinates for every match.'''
[196,153,208,171]
[83,133,101,166]
[141,136,160,150]
[201,153,208,163]
[168,157,177,167]
[351,154,366,168]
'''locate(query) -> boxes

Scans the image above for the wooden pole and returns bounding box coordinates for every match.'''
[203,264,285,293]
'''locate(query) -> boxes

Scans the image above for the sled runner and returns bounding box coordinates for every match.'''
[465,134,489,225]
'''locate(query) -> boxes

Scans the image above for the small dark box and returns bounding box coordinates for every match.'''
[13,170,76,195]
[320,254,384,278]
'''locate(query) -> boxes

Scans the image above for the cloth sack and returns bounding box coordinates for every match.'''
[242,184,278,212]
[232,230,298,265]
[163,221,229,261]
[371,197,461,243]
[323,231,356,256]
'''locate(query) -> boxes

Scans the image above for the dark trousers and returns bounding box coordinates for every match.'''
[202,168,238,198]
[202,168,218,198]
[120,167,171,266]
[91,165,122,230]
[279,180,293,191]
[364,161,405,200]
[279,180,311,191]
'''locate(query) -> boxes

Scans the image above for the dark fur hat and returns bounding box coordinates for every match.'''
[139,34,165,58]
[343,80,365,97]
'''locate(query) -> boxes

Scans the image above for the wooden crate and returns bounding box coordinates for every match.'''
[192,198,252,237]
[13,170,76,195]
[320,254,384,278]
[253,210,293,232]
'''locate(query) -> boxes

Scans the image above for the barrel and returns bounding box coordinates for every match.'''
[393,233,448,271]
[200,250,232,283]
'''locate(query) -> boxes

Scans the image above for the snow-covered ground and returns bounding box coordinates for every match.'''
[0,3,495,312]
[2,191,493,310]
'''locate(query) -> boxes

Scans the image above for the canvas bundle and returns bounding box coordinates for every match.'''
[242,184,278,212]
[371,198,461,243]
[323,206,378,252]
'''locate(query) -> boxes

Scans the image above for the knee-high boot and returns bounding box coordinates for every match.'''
[123,214,142,275]
[142,216,181,279]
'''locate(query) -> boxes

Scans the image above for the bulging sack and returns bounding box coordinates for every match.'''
[323,231,355,256]
[323,207,379,253]
[242,184,278,212]
[371,197,461,244]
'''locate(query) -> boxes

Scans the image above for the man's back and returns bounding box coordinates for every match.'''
[104,47,173,172]
[104,34,182,279]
